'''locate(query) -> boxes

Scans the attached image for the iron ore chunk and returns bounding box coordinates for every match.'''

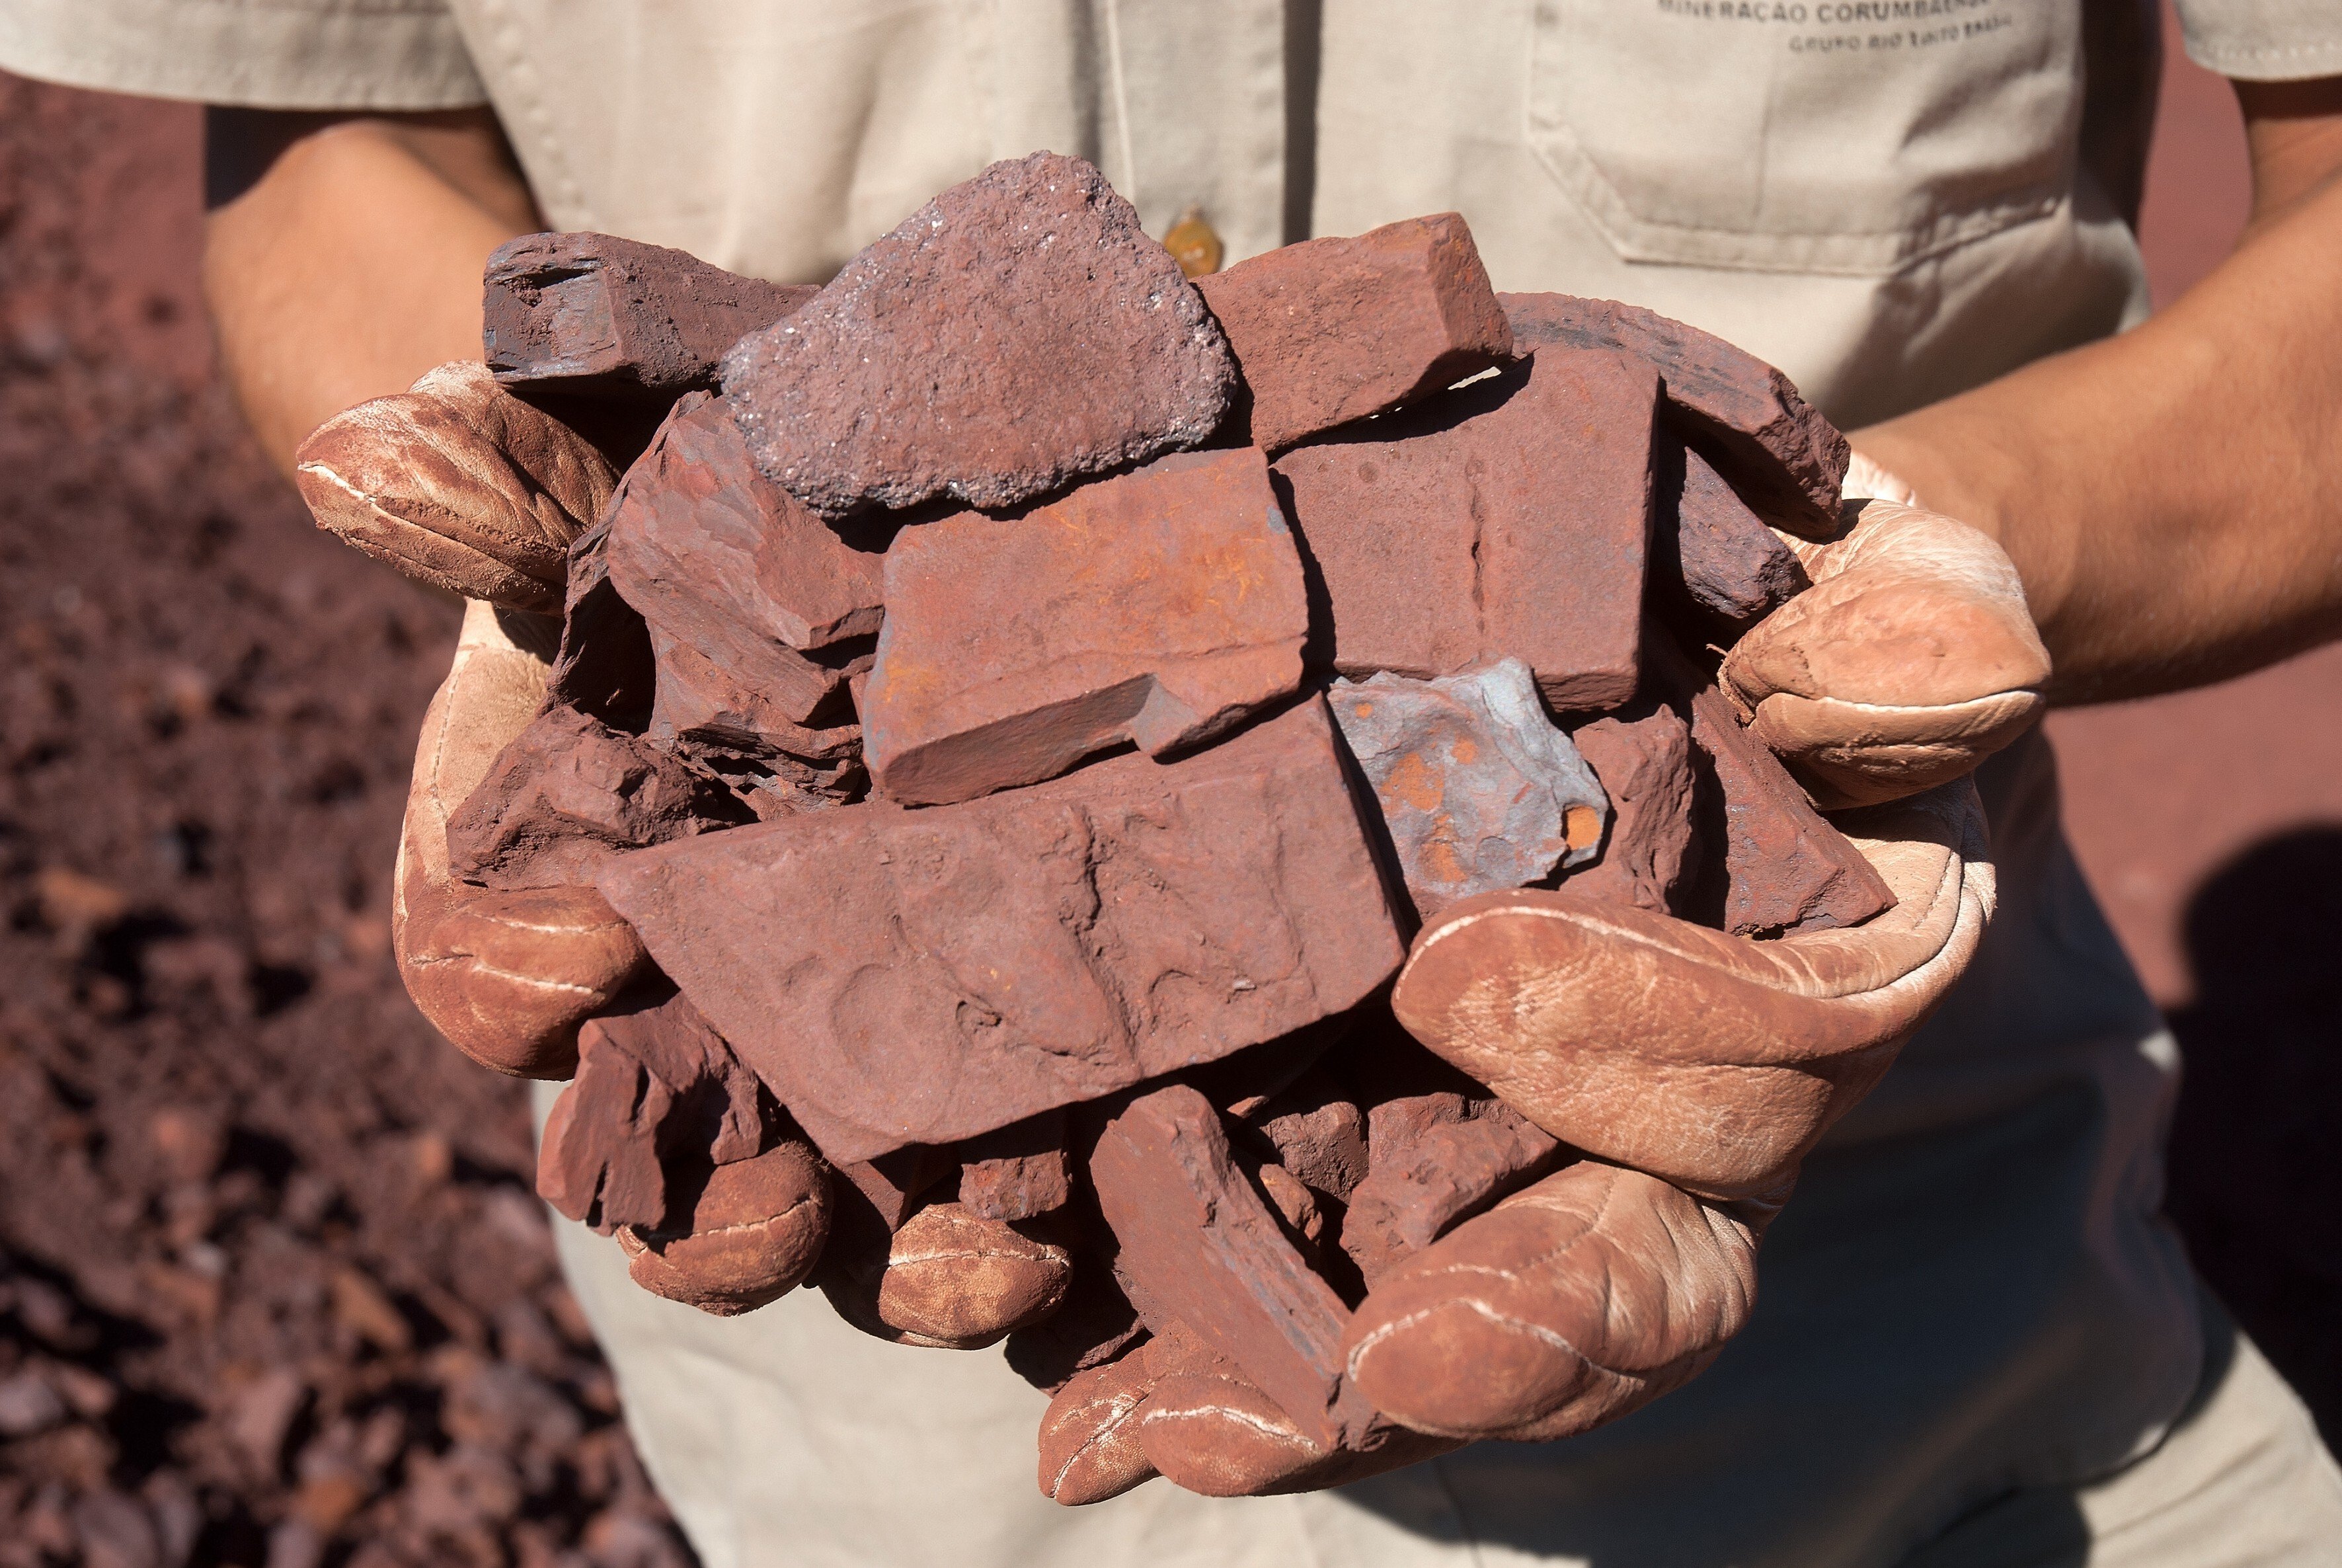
[722,151,1235,519]
[1339,1093,1564,1286]
[1274,346,1657,711]
[446,705,748,891]
[1501,292,1849,535]
[1659,434,1809,638]
[1196,213,1512,452]
[864,447,1308,806]
[485,231,815,401]
[1327,660,1609,920]
[596,697,1406,1164]
[1566,698,1700,915]
[1090,1085,1376,1449]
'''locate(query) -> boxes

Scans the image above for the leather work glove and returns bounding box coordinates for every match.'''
[391,599,652,1078]
[1319,464,2029,1446]
[1722,455,2052,809]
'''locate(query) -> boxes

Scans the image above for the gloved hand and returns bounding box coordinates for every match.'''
[1343,781,1990,1438]
[393,598,652,1078]
[1721,454,2050,809]
[306,366,1072,1345]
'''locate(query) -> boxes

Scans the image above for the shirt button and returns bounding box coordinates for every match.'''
[1163,204,1224,278]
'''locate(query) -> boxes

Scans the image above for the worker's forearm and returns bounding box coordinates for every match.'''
[203,110,539,476]
[1855,93,2342,705]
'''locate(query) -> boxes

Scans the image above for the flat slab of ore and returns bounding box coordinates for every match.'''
[1327,660,1609,919]
[445,705,748,890]
[1501,292,1849,534]
[722,151,1236,520]
[547,505,657,732]
[1195,213,1512,452]
[484,231,816,401]
[1273,346,1657,712]
[864,447,1308,805]
[1339,1093,1563,1286]
[607,393,886,653]
[1644,638,1894,937]
[1565,699,1699,914]
[1091,1085,1374,1448]
[1659,434,1809,638]
[597,697,1407,1164]
[537,989,766,1234]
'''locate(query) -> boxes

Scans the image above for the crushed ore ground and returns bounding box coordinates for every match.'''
[0,78,691,1567]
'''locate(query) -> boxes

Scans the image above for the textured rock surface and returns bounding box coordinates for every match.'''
[1274,347,1657,711]
[1657,642,1895,937]
[960,1111,1075,1222]
[1660,436,1809,637]
[1339,1093,1563,1285]
[606,393,888,654]
[722,152,1235,519]
[1501,292,1848,535]
[535,989,769,1234]
[1090,1086,1372,1448]
[485,231,816,401]
[833,1145,958,1234]
[293,362,616,614]
[1327,660,1609,918]
[546,504,658,732]
[1249,1073,1368,1201]
[1567,699,1700,914]
[865,447,1308,804]
[646,627,865,809]
[1196,214,1511,451]
[444,705,747,890]
[597,698,1406,1162]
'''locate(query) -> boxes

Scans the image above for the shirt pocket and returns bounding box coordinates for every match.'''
[1524,0,2080,276]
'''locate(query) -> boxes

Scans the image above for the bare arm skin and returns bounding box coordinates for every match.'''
[1857,78,2342,705]
[202,108,540,475]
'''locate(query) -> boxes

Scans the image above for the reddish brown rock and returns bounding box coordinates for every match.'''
[1660,436,1809,637]
[607,393,888,654]
[1089,1085,1373,1448]
[646,627,865,809]
[1248,1073,1368,1201]
[1195,214,1512,452]
[833,1145,958,1233]
[1651,640,1894,936]
[1566,699,1699,914]
[536,989,769,1234]
[865,447,1308,804]
[1501,292,1849,534]
[485,231,816,401]
[722,152,1235,519]
[597,698,1406,1163]
[546,504,656,732]
[960,1111,1074,1222]
[1327,660,1609,919]
[1340,1094,1563,1285]
[1274,346,1657,711]
[444,705,748,890]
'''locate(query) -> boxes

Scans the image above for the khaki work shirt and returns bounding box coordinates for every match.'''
[8,3,2339,1563]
